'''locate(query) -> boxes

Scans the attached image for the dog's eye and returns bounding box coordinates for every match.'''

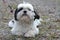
[28,8,31,11]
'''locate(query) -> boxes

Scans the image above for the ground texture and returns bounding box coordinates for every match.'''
[0,0,60,40]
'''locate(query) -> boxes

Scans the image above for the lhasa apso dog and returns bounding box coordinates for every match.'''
[8,2,42,37]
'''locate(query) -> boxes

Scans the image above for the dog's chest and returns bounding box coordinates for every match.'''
[21,24,33,33]
[15,23,33,33]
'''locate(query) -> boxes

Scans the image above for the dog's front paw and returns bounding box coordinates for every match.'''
[11,29,23,36]
[24,31,35,37]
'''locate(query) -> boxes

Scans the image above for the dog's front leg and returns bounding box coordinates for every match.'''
[24,28,39,37]
[11,28,23,36]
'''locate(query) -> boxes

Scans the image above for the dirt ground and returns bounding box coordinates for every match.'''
[0,0,60,40]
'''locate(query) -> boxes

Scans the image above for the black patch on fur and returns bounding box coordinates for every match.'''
[14,7,23,21]
[18,7,23,12]
[34,11,40,20]
[12,20,14,24]
[14,8,18,21]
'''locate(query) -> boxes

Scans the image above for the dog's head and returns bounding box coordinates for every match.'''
[14,3,40,23]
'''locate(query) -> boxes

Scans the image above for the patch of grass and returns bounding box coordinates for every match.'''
[42,16,49,19]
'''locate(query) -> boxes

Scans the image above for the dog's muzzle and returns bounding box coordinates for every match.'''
[20,11,31,23]
[22,10,27,16]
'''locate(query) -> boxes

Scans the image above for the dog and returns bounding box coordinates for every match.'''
[8,2,42,37]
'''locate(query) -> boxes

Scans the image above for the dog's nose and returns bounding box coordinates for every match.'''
[24,11,27,13]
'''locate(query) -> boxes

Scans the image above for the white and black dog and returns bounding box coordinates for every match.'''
[8,2,42,37]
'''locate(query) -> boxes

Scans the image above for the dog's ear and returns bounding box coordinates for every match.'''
[14,8,18,21]
[34,11,40,20]
[14,7,23,21]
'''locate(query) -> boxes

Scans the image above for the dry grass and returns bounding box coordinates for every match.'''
[0,0,60,40]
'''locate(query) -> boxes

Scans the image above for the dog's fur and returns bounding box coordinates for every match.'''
[8,2,42,37]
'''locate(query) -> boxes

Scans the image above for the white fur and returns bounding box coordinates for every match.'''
[8,19,15,27]
[18,3,34,11]
[8,18,42,37]
[8,3,42,37]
